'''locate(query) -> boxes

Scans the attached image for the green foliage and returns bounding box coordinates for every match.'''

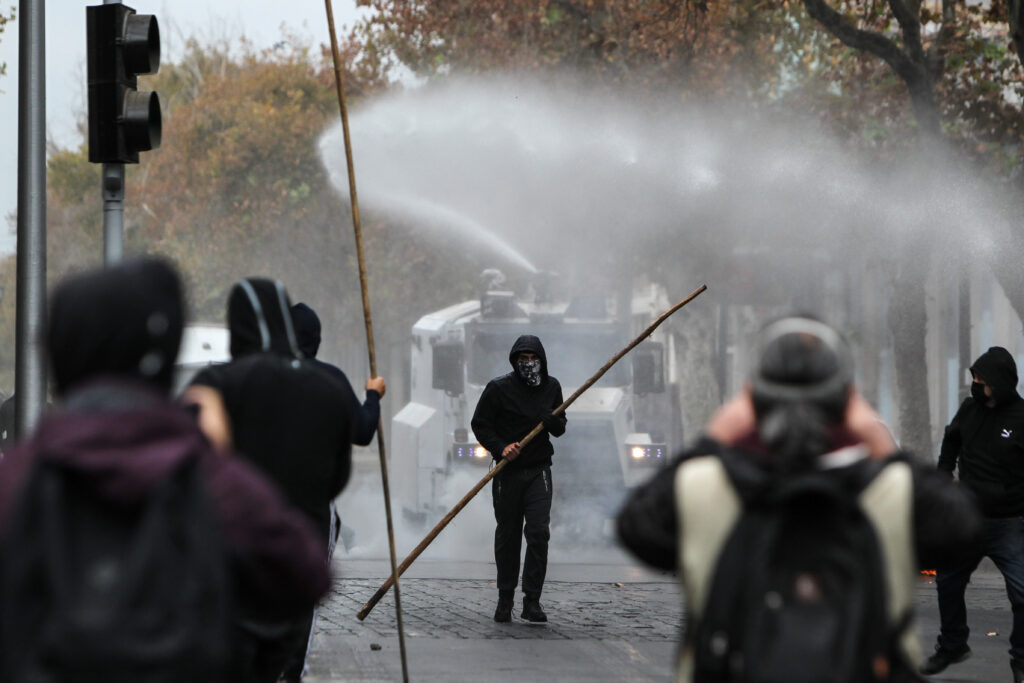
[20,32,482,397]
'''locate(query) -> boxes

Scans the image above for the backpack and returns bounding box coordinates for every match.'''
[0,455,229,683]
[685,451,920,683]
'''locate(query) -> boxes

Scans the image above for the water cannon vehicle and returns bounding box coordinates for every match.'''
[391,270,682,527]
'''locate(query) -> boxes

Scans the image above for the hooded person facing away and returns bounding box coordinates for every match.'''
[920,346,1024,681]
[184,278,354,683]
[471,334,567,624]
[290,302,385,447]
[0,257,329,683]
[616,316,982,683]
[283,301,385,680]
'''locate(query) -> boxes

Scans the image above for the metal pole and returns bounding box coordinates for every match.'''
[357,284,708,620]
[100,0,124,265]
[323,1,409,679]
[15,0,48,437]
[103,163,125,264]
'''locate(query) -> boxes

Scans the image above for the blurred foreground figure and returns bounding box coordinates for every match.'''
[284,301,386,680]
[0,257,329,683]
[185,278,354,683]
[922,346,1024,682]
[617,316,982,683]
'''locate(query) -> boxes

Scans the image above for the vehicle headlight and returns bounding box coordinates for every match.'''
[452,441,491,464]
[626,442,667,465]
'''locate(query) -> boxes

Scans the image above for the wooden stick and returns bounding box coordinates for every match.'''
[357,284,708,621]
[323,2,408,678]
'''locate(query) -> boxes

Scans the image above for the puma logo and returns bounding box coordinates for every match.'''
[1002,429,1013,438]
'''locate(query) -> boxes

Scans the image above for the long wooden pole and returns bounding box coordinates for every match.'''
[357,284,708,621]
[323,2,409,679]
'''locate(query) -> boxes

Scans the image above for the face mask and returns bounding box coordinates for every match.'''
[971,381,989,403]
[517,358,542,387]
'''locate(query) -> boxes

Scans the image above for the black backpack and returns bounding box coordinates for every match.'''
[0,455,229,683]
[690,452,919,683]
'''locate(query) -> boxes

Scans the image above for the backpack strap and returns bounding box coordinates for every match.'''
[857,460,923,668]
[674,455,743,681]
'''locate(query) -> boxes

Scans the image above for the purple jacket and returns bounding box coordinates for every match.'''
[0,380,331,618]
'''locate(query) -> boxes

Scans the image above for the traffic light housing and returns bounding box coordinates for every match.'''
[87,3,161,164]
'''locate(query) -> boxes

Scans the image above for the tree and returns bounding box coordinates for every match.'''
[4,34,489,399]
[0,6,15,83]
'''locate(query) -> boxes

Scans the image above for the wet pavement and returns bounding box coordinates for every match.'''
[304,554,1020,682]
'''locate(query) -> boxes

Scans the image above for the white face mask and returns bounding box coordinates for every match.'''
[516,357,542,386]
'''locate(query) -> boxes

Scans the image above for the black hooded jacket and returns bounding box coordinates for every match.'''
[938,346,1024,517]
[471,335,567,471]
[290,303,380,446]
[190,278,353,543]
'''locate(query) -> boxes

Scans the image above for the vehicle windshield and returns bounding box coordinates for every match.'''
[466,324,631,387]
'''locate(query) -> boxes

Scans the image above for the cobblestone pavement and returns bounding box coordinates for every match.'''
[303,559,1020,682]
[319,577,681,642]
[304,559,680,682]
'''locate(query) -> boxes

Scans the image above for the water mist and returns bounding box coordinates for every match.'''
[321,74,1020,562]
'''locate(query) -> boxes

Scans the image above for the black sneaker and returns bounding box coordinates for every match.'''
[1012,658,1024,683]
[919,644,971,675]
[493,596,513,623]
[521,598,547,623]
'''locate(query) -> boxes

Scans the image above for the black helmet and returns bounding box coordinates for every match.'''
[750,317,853,466]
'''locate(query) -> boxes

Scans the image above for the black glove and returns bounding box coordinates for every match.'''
[540,413,560,432]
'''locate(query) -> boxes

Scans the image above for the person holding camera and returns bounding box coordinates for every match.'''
[617,316,981,682]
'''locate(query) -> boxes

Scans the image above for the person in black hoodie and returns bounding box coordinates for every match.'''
[290,302,385,446]
[184,278,353,683]
[921,346,1024,681]
[283,301,385,680]
[471,334,567,623]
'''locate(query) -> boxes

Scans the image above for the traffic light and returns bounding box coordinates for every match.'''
[86,3,161,164]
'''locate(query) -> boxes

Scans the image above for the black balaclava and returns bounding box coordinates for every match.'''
[507,334,548,388]
[517,356,542,387]
[48,256,184,397]
[227,277,301,360]
[750,317,853,470]
[970,346,1019,406]
[290,302,322,359]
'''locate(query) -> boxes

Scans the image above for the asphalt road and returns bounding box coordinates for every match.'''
[303,554,1019,682]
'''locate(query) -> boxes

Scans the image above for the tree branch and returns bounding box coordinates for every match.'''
[888,0,927,65]
[802,0,917,80]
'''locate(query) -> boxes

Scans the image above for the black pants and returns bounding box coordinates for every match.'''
[935,516,1024,660]
[492,466,552,599]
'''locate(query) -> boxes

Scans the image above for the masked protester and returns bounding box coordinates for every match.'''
[616,316,982,683]
[921,346,1024,682]
[471,335,567,623]
[184,278,353,683]
[0,258,329,683]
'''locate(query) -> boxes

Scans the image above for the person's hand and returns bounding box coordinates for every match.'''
[706,386,757,445]
[502,442,521,461]
[366,376,386,398]
[844,390,896,458]
[540,413,561,432]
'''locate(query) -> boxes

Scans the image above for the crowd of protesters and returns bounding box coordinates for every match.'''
[0,258,384,682]
[0,256,1021,682]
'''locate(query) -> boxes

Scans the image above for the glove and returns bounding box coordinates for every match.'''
[540,413,561,432]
